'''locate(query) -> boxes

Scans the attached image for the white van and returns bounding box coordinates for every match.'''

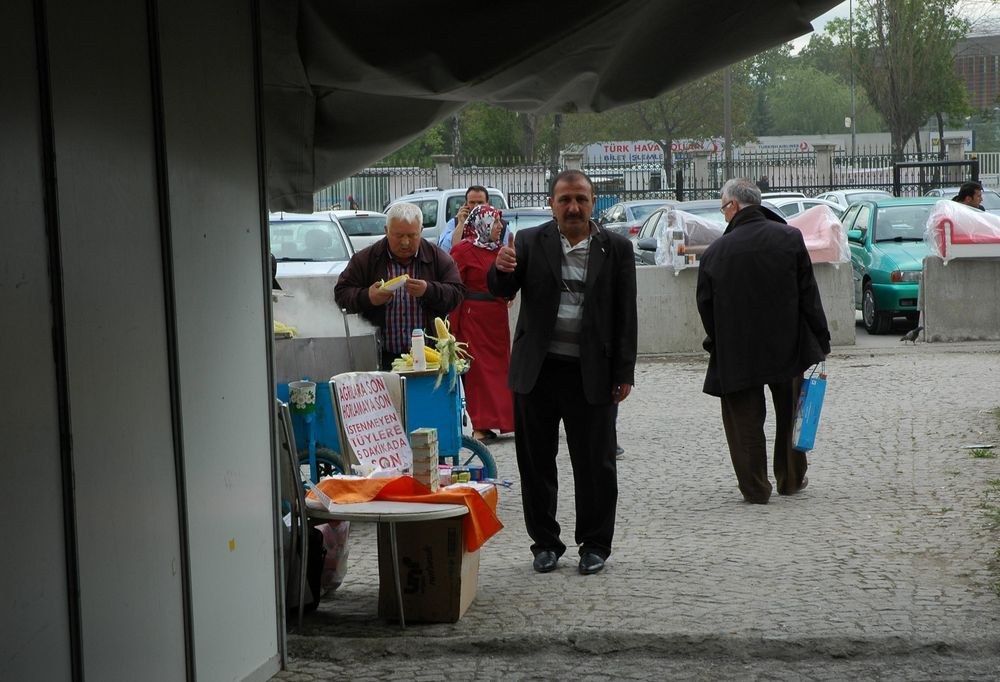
[385,186,508,241]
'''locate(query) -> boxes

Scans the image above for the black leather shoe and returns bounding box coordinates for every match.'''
[532,550,558,573]
[578,552,605,575]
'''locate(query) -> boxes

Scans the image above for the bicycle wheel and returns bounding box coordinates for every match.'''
[458,435,497,479]
[298,447,346,481]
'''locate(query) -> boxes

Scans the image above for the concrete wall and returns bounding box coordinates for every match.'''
[633,262,855,354]
[505,262,854,356]
[921,257,1000,342]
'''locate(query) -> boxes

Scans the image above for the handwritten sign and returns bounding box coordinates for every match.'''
[335,374,412,471]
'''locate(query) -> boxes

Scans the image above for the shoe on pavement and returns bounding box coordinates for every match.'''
[615,445,625,460]
[578,552,605,575]
[532,550,558,573]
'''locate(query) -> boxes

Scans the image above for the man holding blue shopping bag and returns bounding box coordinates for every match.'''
[697,179,831,505]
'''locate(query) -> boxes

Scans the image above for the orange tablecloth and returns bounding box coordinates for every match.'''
[312,476,502,551]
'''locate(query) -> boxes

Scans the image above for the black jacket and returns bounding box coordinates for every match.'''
[696,205,830,397]
[488,220,637,405]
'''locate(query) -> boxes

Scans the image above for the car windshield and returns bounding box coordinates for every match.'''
[269,221,351,261]
[445,193,509,222]
[683,207,727,224]
[982,190,1000,210]
[847,191,893,204]
[506,213,551,232]
[337,215,386,236]
[873,205,932,242]
[632,204,663,221]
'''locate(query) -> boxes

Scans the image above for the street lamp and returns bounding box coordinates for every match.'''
[849,0,857,156]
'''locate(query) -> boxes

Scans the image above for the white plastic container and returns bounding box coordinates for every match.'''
[410,328,427,371]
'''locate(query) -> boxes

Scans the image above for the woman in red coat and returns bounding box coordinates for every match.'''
[449,204,514,440]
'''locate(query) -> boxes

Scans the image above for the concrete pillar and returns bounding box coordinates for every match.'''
[560,150,584,170]
[943,137,966,183]
[814,143,838,191]
[689,149,712,193]
[432,154,454,190]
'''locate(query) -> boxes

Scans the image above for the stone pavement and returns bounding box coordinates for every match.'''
[276,339,1000,681]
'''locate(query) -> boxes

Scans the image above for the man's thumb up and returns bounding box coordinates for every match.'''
[496,232,517,273]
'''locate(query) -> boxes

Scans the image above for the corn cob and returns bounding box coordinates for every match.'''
[379,273,410,290]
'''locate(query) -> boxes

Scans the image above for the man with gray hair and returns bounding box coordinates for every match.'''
[335,202,465,369]
[696,178,830,504]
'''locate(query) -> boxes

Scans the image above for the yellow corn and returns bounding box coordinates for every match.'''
[380,273,410,289]
[424,346,441,363]
[434,316,451,340]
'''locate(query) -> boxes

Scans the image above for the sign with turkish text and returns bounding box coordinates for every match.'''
[335,373,412,471]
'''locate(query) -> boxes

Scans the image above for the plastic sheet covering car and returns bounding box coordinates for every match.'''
[787,205,850,264]
[924,200,1000,264]
[654,210,724,267]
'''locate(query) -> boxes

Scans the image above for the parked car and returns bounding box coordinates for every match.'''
[329,209,388,250]
[923,186,1000,215]
[501,207,552,233]
[767,196,844,219]
[814,188,894,211]
[384,186,508,241]
[597,199,678,236]
[268,212,355,279]
[760,191,806,200]
[631,199,786,264]
[841,197,936,334]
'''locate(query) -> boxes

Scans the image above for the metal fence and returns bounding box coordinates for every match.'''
[314,147,997,211]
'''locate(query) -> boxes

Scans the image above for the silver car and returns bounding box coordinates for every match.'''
[269,212,355,280]
[330,209,388,250]
[598,199,679,236]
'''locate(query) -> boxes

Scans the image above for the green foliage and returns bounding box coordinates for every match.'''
[972,448,998,459]
[767,65,884,134]
[828,0,971,158]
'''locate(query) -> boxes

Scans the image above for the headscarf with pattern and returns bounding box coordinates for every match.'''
[461,204,506,251]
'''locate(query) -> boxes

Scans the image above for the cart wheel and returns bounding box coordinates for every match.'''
[458,435,498,479]
[297,447,346,481]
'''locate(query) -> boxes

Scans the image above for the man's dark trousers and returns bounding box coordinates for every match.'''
[513,356,617,559]
[720,375,806,503]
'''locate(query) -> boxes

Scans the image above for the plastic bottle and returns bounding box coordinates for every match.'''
[410,328,427,371]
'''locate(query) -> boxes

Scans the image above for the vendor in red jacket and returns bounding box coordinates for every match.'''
[335,202,465,370]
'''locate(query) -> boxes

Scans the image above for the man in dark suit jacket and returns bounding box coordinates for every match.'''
[696,178,830,504]
[488,170,637,576]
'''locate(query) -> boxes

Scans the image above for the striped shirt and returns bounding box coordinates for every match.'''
[384,252,422,354]
[547,228,592,358]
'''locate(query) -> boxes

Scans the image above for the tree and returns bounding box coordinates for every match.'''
[829,0,970,158]
[766,65,884,134]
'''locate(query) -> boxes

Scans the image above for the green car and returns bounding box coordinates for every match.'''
[842,197,938,334]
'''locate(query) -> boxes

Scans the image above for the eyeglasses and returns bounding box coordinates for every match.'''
[720,200,733,213]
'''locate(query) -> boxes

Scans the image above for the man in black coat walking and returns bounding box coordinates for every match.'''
[696,178,830,504]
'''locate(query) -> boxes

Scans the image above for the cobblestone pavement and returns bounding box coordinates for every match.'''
[276,339,1000,681]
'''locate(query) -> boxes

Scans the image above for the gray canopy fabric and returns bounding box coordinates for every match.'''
[262,0,839,212]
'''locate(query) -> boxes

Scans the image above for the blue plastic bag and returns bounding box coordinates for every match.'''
[792,363,827,452]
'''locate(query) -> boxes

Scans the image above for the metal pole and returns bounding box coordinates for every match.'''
[723,65,733,182]
[850,0,857,156]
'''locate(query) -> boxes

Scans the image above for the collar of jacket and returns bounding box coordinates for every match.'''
[724,204,788,234]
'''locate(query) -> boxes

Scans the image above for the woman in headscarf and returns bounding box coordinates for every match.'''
[449,204,514,441]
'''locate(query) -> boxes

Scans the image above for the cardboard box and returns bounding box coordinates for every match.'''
[377,516,479,623]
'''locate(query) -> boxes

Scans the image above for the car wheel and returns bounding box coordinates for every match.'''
[862,284,892,334]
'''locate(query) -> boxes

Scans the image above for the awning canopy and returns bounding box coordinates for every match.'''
[262,0,839,211]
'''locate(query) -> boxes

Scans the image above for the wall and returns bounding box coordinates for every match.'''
[0,2,280,680]
[922,257,1000,342]
[506,262,854,357]
[633,263,855,354]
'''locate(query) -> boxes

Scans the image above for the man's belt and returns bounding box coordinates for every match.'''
[465,291,499,302]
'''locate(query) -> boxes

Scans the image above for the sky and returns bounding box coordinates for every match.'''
[791,0,1000,53]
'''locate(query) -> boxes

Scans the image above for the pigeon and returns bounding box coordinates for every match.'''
[900,325,923,344]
